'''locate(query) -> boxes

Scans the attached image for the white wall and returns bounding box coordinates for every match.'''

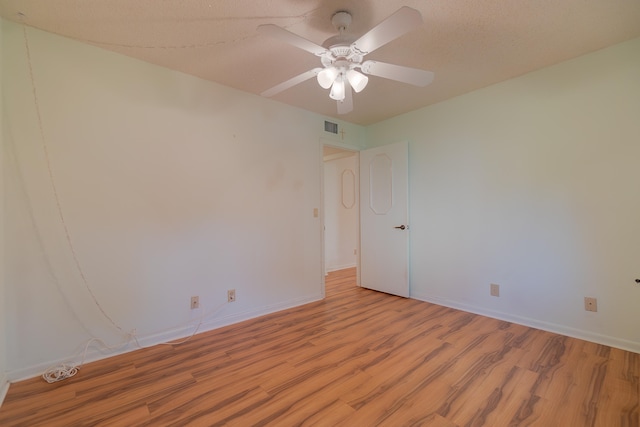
[0,17,9,401]
[3,16,637,390]
[366,37,640,352]
[2,20,364,380]
[324,155,358,272]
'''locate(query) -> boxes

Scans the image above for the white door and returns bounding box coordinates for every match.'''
[360,141,409,297]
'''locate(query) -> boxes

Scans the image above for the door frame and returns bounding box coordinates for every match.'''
[319,138,361,298]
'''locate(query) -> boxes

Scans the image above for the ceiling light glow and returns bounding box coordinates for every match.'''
[329,76,345,101]
[317,67,339,89]
[346,69,368,93]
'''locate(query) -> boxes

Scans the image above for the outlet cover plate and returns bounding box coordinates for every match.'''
[191,296,199,309]
[490,283,500,297]
[584,297,597,312]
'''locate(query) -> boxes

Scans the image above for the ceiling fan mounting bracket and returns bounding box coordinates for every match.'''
[331,11,352,33]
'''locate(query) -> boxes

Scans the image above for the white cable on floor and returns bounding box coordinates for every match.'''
[42,364,79,383]
[41,300,228,383]
[41,332,137,383]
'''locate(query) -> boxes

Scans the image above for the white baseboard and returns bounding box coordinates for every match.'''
[6,293,323,383]
[0,374,9,407]
[325,263,356,273]
[12,289,635,387]
[411,293,640,354]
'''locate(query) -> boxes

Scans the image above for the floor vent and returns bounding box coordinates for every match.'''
[324,121,338,134]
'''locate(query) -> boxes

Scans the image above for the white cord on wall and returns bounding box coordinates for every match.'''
[23,26,129,337]
[22,26,231,384]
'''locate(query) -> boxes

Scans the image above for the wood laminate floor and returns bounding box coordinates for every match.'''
[0,267,638,426]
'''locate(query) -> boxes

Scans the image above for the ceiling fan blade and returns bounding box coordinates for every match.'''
[257,24,328,56]
[351,6,423,55]
[337,81,353,114]
[261,68,323,97]
[361,60,434,87]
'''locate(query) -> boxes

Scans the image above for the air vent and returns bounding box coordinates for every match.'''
[324,121,338,134]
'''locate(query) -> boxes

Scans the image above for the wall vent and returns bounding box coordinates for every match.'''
[324,121,338,134]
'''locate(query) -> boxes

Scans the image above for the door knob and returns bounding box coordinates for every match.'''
[394,225,406,230]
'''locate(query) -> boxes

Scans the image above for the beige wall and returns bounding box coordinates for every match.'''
[366,37,640,351]
[2,20,364,380]
[3,14,639,386]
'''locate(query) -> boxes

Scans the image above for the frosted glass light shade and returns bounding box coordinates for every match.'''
[346,69,369,93]
[329,77,345,101]
[317,67,339,89]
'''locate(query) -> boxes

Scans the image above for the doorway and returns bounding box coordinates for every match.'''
[322,144,360,290]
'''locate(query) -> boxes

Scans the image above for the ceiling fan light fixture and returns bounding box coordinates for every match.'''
[317,67,339,89]
[346,69,368,93]
[329,76,345,101]
[258,7,433,115]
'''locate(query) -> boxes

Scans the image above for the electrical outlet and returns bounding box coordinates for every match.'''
[190,296,199,309]
[584,297,597,312]
[228,289,236,302]
[490,283,500,297]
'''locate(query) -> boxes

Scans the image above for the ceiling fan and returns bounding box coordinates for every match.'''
[257,6,434,114]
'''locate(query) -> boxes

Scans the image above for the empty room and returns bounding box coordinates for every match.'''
[1,1,639,425]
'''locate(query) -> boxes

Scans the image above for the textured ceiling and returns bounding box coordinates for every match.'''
[1,0,639,125]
